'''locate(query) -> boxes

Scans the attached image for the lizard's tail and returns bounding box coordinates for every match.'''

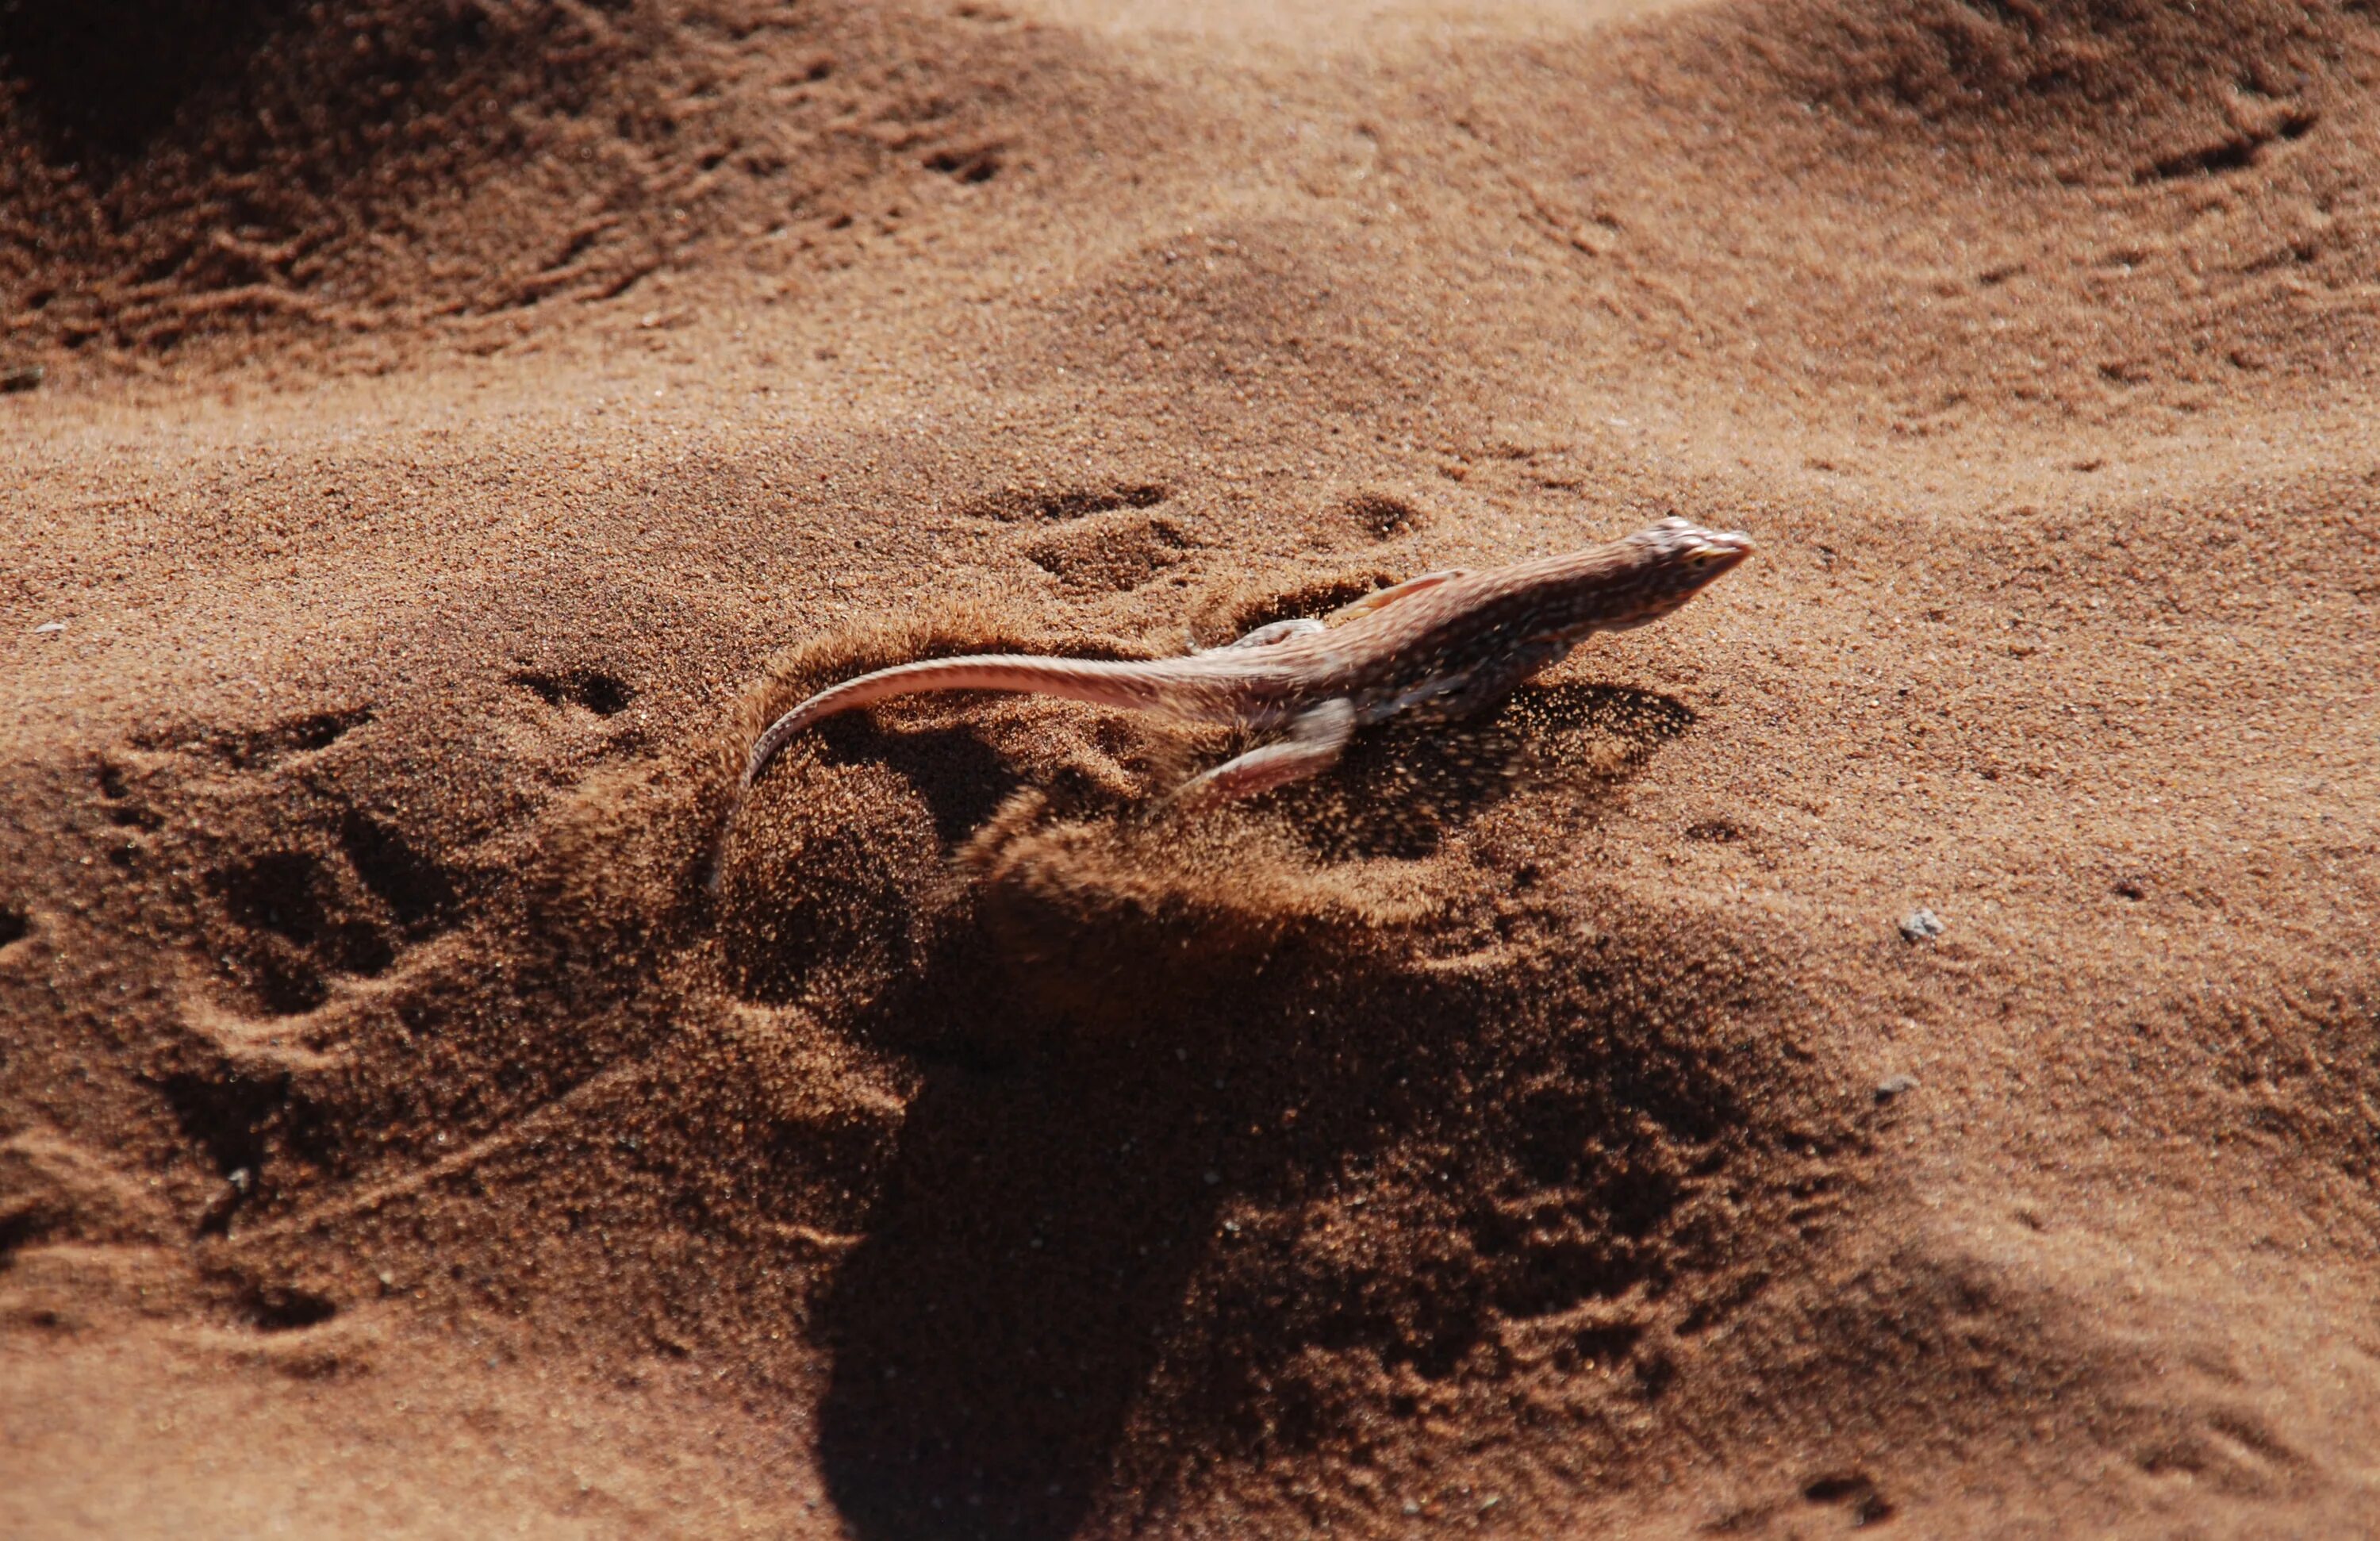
[706,655,1191,893]
[739,656,1188,794]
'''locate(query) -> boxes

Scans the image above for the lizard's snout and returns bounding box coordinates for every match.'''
[1681,528,1754,573]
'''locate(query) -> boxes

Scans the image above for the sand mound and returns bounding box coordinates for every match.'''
[1460,0,2380,429]
[6,0,2380,1535]
[0,0,1123,363]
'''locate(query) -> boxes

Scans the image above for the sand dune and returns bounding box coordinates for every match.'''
[5,1,2378,1535]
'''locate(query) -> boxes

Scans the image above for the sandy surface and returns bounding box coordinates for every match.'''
[5,0,2380,1535]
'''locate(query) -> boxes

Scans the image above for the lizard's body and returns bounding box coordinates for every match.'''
[713,517,1751,871]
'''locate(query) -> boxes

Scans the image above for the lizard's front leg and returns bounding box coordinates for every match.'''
[1171,697,1357,805]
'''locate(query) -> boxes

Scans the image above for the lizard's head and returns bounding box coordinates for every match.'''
[1599,515,1755,627]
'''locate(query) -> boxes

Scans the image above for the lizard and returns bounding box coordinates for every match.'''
[710,516,1752,879]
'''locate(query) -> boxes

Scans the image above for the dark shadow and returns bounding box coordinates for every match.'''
[217,705,374,770]
[340,809,460,938]
[1283,681,1695,861]
[815,714,1022,847]
[770,670,1768,1538]
[810,897,1804,1539]
[814,945,1478,1541]
[512,668,634,717]
[0,0,299,167]
[950,482,1169,523]
[234,1280,340,1332]
[2,0,516,177]
[209,850,388,966]
[814,1034,1224,1539]
[153,1061,290,1234]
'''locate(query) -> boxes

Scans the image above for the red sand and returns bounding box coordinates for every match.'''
[5,1,2379,1535]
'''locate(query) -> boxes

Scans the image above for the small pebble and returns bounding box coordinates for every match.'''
[33,621,64,635]
[1898,908,1944,942]
[1875,1074,1919,1103]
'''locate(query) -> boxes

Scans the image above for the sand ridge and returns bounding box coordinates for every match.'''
[6,0,2380,1535]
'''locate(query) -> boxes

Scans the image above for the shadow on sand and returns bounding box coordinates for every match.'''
[795,682,1707,1538]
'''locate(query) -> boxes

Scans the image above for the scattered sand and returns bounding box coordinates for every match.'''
[5,0,2379,1535]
